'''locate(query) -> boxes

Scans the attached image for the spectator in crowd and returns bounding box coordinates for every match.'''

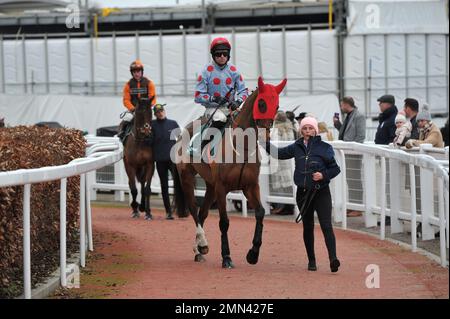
[393,110,412,148]
[441,117,449,147]
[295,112,309,138]
[318,122,333,141]
[375,94,398,145]
[262,116,341,272]
[403,98,420,145]
[285,110,299,139]
[333,96,366,217]
[295,112,307,127]
[333,96,366,143]
[269,111,296,215]
[151,104,180,220]
[405,104,444,149]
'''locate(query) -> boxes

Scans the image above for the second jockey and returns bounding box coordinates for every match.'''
[117,59,157,141]
[194,37,248,151]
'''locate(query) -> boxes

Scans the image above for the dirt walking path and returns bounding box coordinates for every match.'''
[57,206,448,299]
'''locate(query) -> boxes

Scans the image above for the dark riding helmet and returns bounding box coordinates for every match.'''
[130,59,144,76]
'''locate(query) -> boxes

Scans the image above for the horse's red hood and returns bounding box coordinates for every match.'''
[253,77,287,120]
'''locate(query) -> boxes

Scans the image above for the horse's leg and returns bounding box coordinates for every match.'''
[196,183,215,256]
[243,184,265,265]
[143,161,154,220]
[215,184,234,268]
[138,168,146,213]
[124,164,139,218]
[180,166,205,262]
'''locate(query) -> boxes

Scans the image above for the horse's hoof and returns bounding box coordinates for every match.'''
[144,214,153,220]
[131,212,139,218]
[198,245,209,255]
[246,249,259,265]
[222,258,234,269]
[194,254,206,262]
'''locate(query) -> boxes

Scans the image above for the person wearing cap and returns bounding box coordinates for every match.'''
[194,37,248,153]
[117,60,157,142]
[285,111,299,139]
[151,104,180,220]
[333,96,366,143]
[375,94,398,145]
[405,103,444,149]
[261,116,341,273]
[402,98,420,144]
[393,110,412,148]
[269,111,296,215]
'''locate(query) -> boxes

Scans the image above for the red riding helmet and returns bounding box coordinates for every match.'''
[130,59,144,75]
[210,37,231,54]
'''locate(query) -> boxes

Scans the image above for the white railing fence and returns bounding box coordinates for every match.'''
[0,136,123,299]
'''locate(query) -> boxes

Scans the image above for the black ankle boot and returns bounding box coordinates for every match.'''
[330,259,340,273]
[308,260,317,271]
[166,212,174,220]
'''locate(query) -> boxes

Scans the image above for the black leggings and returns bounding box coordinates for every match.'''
[296,186,337,262]
[156,161,174,214]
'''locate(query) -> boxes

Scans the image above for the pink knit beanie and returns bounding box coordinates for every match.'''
[299,116,319,135]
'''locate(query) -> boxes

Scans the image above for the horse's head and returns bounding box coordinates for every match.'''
[133,97,154,139]
[252,76,287,137]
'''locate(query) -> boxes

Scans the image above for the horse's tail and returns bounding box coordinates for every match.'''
[172,164,189,218]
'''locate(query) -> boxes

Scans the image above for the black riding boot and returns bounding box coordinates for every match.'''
[118,121,130,143]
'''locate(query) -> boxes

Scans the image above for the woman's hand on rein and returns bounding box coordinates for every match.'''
[312,172,323,181]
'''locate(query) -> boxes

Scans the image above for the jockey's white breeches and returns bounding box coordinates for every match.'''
[204,107,229,123]
[122,111,134,122]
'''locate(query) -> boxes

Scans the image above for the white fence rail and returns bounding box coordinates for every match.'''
[0,136,123,299]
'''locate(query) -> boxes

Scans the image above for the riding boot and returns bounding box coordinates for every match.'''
[166,209,174,220]
[117,121,127,140]
[201,120,226,156]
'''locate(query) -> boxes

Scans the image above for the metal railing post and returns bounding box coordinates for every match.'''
[409,164,417,252]
[23,183,31,299]
[80,173,86,267]
[60,178,67,287]
[380,157,386,240]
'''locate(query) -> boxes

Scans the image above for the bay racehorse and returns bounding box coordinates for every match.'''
[173,77,287,268]
[123,98,155,220]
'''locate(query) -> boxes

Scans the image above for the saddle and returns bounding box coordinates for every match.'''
[188,111,239,157]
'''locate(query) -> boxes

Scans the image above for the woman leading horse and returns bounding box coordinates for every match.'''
[173,77,287,268]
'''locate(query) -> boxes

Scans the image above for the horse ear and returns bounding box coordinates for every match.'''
[275,78,287,95]
[258,76,265,93]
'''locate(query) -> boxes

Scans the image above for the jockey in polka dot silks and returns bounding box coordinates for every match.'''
[194,37,248,151]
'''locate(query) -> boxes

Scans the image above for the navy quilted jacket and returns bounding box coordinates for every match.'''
[264,136,341,190]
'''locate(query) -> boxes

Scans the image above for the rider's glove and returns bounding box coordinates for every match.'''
[229,100,241,111]
[210,95,228,106]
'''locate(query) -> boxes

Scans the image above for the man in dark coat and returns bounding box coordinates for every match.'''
[402,98,420,145]
[151,104,180,220]
[375,94,398,145]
